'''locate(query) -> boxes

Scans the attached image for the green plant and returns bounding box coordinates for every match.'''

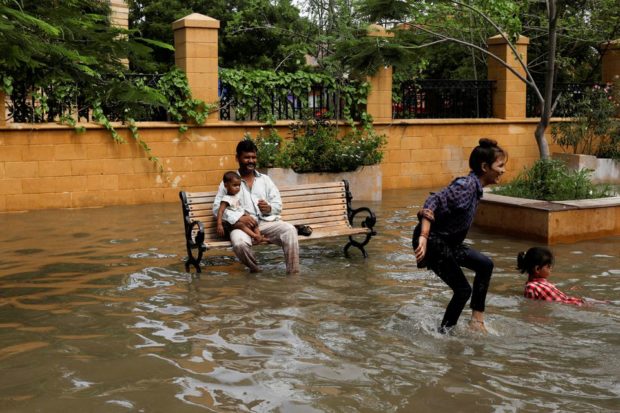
[493,159,613,201]
[156,69,214,131]
[552,83,620,159]
[245,118,386,173]
[247,128,286,168]
[219,69,370,124]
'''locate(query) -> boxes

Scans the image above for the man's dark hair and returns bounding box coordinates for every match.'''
[223,171,240,183]
[236,139,258,156]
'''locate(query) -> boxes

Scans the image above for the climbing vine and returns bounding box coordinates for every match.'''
[2,69,214,172]
[219,69,370,124]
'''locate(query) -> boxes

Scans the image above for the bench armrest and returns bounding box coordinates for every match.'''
[348,207,377,235]
[186,218,206,251]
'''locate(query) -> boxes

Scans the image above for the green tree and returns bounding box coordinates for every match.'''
[353,0,620,159]
[0,0,174,119]
[129,0,317,72]
[128,0,192,73]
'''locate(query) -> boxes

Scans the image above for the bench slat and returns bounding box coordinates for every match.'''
[279,181,345,192]
[191,215,352,233]
[187,199,346,216]
[184,181,345,202]
[202,226,371,249]
[280,187,345,198]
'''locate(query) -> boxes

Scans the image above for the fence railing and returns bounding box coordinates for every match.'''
[219,84,359,121]
[393,80,495,119]
[10,76,607,123]
[7,74,168,123]
[526,83,604,118]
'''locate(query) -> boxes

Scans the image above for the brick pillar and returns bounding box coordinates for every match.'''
[487,35,529,119]
[173,13,220,121]
[601,39,620,83]
[366,24,394,123]
[108,0,128,66]
[108,0,128,30]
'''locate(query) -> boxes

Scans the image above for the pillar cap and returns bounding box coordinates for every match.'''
[173,13,220,30]
[487,34,529,45]
[600,39,620,51]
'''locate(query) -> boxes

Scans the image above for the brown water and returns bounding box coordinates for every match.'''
[0,189,618,413]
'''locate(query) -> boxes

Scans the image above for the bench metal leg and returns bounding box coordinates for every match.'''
[343,210,377,258]
[185,243,204,273]
[344,232,372,258]
[342,179,377,259]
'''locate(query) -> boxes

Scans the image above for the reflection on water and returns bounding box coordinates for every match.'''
[0,189,618,412]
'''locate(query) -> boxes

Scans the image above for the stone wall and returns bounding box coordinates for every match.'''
[0,120,556,212]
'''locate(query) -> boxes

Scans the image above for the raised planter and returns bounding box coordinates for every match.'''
[475,192,620,244]
[259,165,382,201]
[552,153,620,184]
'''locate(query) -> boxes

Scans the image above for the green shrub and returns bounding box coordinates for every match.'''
[493,159,613,201]
[248,128,286,168]
[245,119,386,173]
[552,83,620,160]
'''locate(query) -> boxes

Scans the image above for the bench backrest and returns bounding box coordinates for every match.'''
[180,181,352,243]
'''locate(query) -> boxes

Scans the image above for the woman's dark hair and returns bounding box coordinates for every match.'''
[516,247,554,276]
[223,171,240,183]
[469,138,507,175]
[236,139,258,156]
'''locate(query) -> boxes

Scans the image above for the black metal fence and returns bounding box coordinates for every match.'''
[7,74,168,123]
[525,83,603,118]
[393,80,495,119]
[219,84,358,121]
[10,75,604,123]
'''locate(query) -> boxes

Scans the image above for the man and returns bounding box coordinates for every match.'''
[213,140,300,274]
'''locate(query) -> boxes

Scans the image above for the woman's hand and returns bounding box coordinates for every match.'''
[414,236,427,263]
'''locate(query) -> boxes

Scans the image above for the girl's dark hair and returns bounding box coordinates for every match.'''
[223,171,240,183]
[469,138,507,175]
[516,247,554,276]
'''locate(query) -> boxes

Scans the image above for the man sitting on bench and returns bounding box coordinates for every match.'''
[212,140,300,274]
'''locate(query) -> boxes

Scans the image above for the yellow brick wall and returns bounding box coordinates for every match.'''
[0,120,558,212]
[376,119,557,190]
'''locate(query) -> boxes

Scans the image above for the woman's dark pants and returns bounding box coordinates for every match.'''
[429,247,493,330]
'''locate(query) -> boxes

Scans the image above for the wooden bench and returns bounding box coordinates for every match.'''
[179,180,377,273]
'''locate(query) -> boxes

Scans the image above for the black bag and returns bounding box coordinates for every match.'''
[295,224,313,236]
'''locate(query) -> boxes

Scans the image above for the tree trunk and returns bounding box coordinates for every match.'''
[534,119,550,159]
[536,0,559,159]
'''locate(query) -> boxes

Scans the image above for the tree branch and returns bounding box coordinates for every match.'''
[411,24,541,99]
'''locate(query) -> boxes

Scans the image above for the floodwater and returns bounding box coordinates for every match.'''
[0,188,618,413]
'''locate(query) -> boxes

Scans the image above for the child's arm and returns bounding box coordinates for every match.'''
[216,201,230,238]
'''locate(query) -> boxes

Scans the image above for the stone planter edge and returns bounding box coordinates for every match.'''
[258,165,382,201]
[475,191,620,244]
